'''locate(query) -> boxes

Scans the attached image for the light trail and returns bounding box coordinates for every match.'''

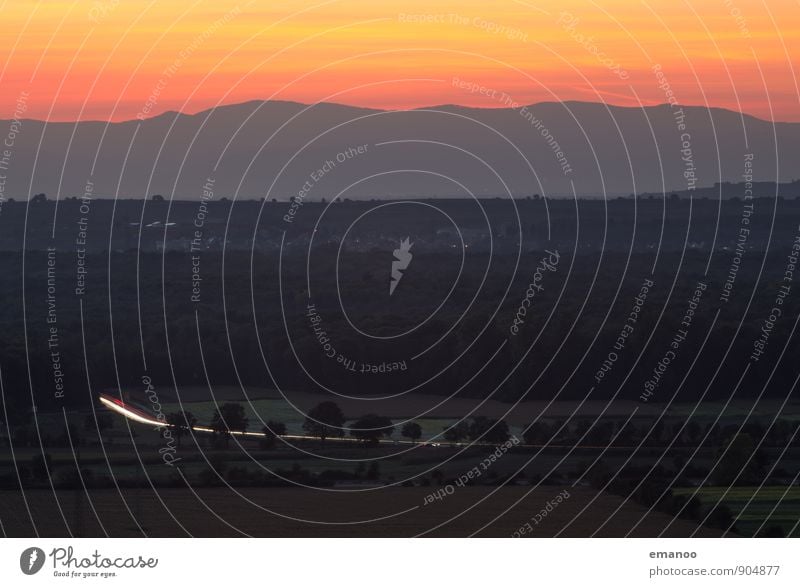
[99,395,164,426]
[98,393,361,442]
[98,393,641,450]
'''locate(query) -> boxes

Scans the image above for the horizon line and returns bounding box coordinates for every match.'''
[9,98,796,126]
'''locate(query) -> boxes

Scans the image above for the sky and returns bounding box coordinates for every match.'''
[1,0,798,122]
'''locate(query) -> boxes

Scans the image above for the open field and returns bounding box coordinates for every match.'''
[0,487,722,538]
[107,387,800,441]
[151,386,672,426]
[5,395,798,538]
[673,487,800,537]
[665,401,800,422]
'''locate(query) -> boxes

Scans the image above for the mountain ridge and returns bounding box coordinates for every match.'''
[14,99,796,126]
[2,99,796,200]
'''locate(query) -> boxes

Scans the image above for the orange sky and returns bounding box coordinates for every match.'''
[1,0,798,122]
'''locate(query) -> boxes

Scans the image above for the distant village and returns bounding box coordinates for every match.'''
[1,181,799,254]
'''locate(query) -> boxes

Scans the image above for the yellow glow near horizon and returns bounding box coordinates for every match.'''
[1,0,798,121]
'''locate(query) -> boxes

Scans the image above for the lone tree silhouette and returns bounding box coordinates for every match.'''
[211,403,248,448]
[166,411,197,447]
[443,421,470,444]
[401,421,422,444]
[350,414,394,446]
[261,420,287,449]
[468,416,510,444]
[303,401,345,443]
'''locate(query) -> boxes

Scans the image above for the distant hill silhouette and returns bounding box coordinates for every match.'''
[2,100,797,200]
[642,180,800,200]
